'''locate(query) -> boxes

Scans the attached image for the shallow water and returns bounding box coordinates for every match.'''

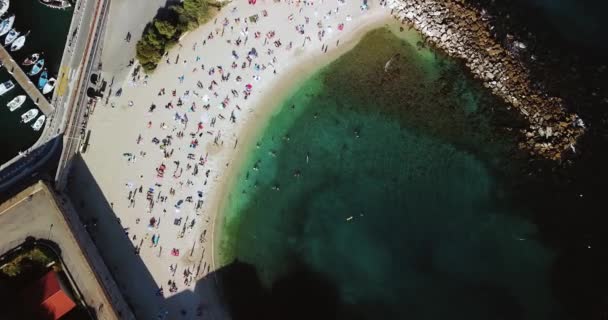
[217,28,560,319]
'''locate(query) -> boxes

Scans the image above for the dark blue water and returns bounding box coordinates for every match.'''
[475,1,608,318]
[0,0,72,164]
[217,28,561,320]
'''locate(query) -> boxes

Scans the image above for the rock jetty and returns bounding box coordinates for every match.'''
[388,0,585,160]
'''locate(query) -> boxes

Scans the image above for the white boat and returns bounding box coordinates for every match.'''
[29,58,44,75]
[32,115,45,131]
[21,109,39,123]
[7,94,25,111]
[4,28,19,45]
[0,79,14,95]
[10,31,27,51]
[0,14,14,37]
[0,0,9,18]
[42,77,56,95]
[39,0,71,10]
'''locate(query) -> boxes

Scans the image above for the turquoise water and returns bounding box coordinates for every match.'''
[217,28,559,319]
[0,1,72,164]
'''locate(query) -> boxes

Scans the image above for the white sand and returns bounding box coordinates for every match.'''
[83,0,392,318]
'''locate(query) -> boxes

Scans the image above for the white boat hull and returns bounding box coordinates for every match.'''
[32,115,46,131]
[0,80,15,95]
[43,78,56,95]
[10,35,25,51]
[4,28,19,45]
[0,15,14,37]
[21,109,39,123]
[0,1,9,20]
[7,94,26,112]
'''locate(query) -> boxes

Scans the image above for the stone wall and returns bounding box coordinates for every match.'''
[388,0,585,160]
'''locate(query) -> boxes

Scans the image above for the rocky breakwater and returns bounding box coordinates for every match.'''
[388,0,585,160]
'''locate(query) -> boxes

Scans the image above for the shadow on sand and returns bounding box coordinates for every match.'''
[66,153,164,317]
[65,153,390,319]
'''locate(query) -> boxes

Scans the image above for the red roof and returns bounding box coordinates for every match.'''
[22,271,76,320]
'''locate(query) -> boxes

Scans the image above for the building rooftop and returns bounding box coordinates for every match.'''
[22,270,77,320]
[0,181,134,320]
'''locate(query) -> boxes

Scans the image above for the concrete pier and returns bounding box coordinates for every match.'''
[0,45,54,116]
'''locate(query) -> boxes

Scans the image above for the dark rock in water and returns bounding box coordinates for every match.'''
[388,0,586,161]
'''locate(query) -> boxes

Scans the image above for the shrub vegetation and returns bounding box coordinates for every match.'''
[0,247,55,277]
[136,0,221,72]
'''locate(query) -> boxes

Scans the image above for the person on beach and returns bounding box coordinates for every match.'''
[102,1,365,315]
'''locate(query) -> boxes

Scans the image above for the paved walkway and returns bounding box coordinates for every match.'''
[0,181,134,319]
[0,45,54,116]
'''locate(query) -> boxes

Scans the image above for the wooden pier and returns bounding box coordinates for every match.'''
[0,45,54,116]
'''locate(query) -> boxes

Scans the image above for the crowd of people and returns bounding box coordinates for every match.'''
[104,0,383,317]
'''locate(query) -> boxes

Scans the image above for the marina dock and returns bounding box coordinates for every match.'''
[0,44,54,116]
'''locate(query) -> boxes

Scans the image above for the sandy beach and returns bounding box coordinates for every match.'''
[76,0,393,318]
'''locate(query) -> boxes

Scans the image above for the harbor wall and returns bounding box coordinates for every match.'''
[389,0,585,160]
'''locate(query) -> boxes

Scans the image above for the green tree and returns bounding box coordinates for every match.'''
[136,28,164,70]
[136,0,223,73]
[154,19,177,39]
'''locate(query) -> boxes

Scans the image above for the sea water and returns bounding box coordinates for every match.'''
[0,0,72,164]
[217,28,560,319]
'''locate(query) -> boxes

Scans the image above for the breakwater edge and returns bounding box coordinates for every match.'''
[388,0,585,161]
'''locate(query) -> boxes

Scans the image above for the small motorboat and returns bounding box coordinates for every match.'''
[21,108,39,123]
[23,53,40,66]
[29,58,44,75]
[0,0,9,18]
[42,77,56,94]
[0,79,14,95]
[0,14,14,37]
[4,28,19,45]
[38,69,48,89]
[7,95,26,112]
[0,4,10,15]
[10,31,28,51]
[32,115,46,131]
[39,0,71,10]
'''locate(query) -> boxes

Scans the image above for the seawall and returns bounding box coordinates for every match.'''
[388,0,585,160]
